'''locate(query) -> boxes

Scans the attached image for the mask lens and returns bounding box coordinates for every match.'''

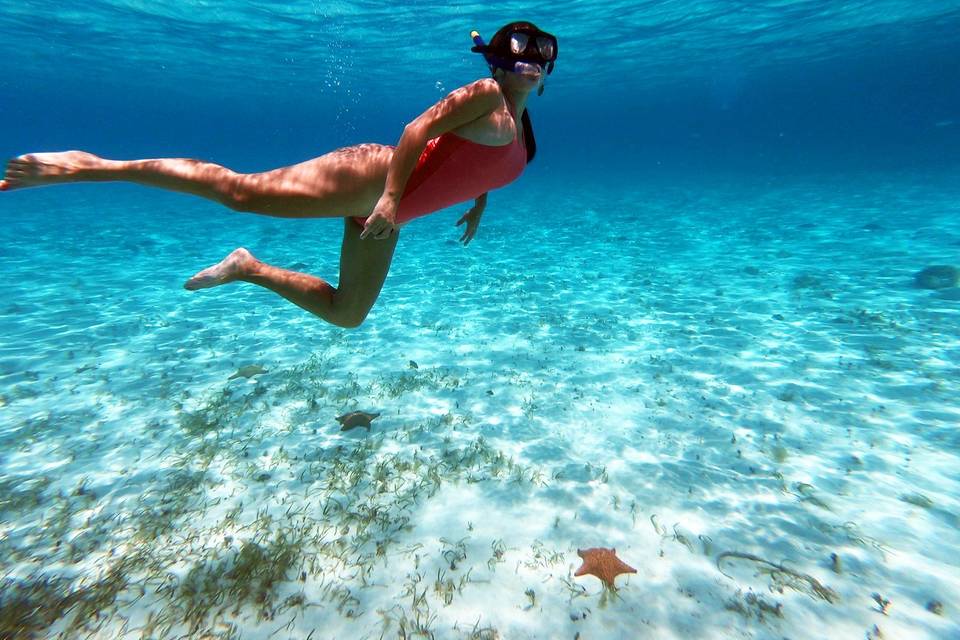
[536,36,556,61]
[510,32,529,55]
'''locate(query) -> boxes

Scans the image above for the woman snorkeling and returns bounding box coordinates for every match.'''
[0,22,557,328]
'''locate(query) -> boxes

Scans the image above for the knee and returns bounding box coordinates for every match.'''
[221,175,256,212]
[223,188,254,212]
[334,311,368,329]
[332,303,370,329]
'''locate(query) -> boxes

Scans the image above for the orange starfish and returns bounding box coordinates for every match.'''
[574,547,637,589]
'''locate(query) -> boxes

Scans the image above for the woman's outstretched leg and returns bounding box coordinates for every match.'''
[0,151,245,206]
[184,218,398,328]
[1,145,393,218]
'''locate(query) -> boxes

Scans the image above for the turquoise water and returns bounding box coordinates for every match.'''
[2,2,959,639]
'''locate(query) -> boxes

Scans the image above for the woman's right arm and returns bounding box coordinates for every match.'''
[360,79,503,240]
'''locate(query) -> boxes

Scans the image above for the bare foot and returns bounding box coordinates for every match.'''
[184,248,259,291]
[1,151,102,191]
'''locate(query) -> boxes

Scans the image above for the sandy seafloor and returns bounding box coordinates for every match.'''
[1,168,958,639]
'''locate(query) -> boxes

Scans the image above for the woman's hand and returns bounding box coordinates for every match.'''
[456,196,486,246]
[360,197,398,240]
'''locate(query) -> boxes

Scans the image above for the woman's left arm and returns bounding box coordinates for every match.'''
[456,192,487,246]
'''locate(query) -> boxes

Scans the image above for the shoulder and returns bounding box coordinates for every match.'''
[410,78,504,138]
[441,78,503,110]
[466,77,502,96]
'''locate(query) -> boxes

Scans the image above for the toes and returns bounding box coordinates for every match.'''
[0,180,8,191]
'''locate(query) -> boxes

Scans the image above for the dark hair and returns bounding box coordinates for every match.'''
[521,110,536,164]
[488,21,541,164]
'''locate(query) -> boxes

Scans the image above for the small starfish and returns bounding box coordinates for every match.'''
[336,411,381,431]
[574,547,636,590]
[228,364,268,380]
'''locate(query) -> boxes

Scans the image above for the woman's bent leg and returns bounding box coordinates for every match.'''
[184,219,398,328]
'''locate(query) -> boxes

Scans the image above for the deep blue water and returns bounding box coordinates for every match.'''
[2,1,958,174]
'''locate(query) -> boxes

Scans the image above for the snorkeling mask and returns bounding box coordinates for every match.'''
[471,25,558,78]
